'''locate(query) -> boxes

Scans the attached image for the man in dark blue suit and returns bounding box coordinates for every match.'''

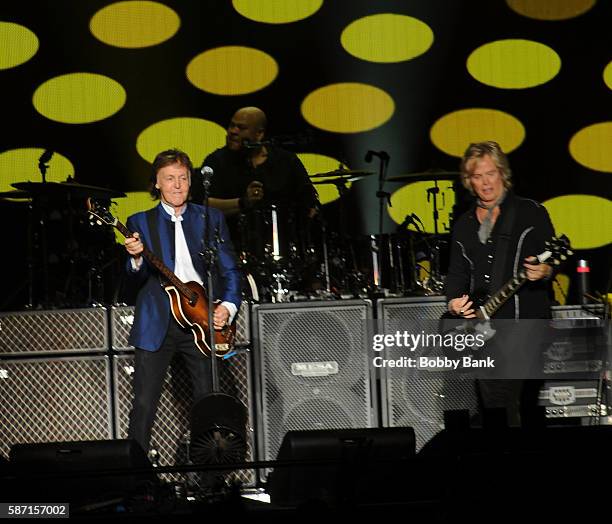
[124,149,241,453]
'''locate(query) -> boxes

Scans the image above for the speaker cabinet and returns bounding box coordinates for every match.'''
[9,439,153,503]
[0,308,108,356]
[377,297,478,450]
[268,427,416,507]
[253,300,377,476]
[113,350,256,486]
[0,356,112,459]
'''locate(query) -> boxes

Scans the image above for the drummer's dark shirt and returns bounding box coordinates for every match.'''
[192,145,318,211]
[191,145,319,256]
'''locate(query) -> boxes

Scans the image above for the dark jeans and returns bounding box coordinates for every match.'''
[128,319,212,453]
[476,378,543,427]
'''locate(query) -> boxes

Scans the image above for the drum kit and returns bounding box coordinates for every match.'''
[0,178,124,310]
[236,168,459,302]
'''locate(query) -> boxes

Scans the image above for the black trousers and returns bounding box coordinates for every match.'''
[128,319,212,453]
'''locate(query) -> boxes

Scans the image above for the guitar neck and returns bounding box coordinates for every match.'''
[115,221,191,297]
[478,270,528,319]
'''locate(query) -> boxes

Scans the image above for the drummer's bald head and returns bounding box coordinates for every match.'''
[234,107,267,132]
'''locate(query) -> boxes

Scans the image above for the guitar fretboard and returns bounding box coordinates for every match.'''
[478,270,527,319]
[115,221,196,303]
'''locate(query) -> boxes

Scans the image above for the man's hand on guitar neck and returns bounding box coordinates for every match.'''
[125,232,144,269]
[448,294,477,318]
[523,256,553,281]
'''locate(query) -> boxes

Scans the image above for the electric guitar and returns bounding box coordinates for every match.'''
[87,199,235,357]
[443,235,572,341]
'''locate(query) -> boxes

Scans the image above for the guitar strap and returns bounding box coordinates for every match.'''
[490,199,516,295]
[146,207,163,259]
[146,207,173,288]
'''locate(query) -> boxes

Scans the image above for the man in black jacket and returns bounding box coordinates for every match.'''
[445,141,555,425]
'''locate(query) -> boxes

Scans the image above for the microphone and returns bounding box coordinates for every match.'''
[365,150,390,163]
[201,166,213,188]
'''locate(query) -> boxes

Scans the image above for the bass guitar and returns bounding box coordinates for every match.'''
[87,199,235,357]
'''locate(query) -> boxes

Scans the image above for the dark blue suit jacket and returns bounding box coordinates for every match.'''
[126,202,242,351]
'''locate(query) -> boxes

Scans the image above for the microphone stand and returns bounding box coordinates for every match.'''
[200,172,220,393]
[372,154,390,236]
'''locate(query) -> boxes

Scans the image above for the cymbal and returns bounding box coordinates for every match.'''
[0,190,31,199]
[387,170,460,183]
[312,175,367,185]
[311,169,375,179]
[12,181,126,199]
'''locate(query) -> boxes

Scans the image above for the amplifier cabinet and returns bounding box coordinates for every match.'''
[253,299,377,478]
[0,308,108,356]
[377,297,479,450]
[539,380,608,418]
[0,355,112,458]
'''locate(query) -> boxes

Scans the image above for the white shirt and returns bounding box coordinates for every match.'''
[131,201,237,323]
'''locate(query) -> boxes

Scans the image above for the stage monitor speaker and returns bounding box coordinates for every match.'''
[0,356,112,459]
[9,439,153,503]
[113,350,256,487]
[267,427,415,507]
[0,308,108,356]
[253,300,377,479]
[377,297,479,450]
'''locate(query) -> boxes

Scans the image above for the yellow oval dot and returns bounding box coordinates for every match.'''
[430,108,525,158]
[33,73,126,124]
[187,46,278,95]
[506,0,595,20]
[569,122,612,172]
[604,61,612,91]
[136,117,226,165]
[544,195,612,250]
[0,22,39,69]
[298,153,349,205]
[0,148,75,192]
[388,181,456,234]
[341,14,433,63]
[90,1,180,48]
[232,0,322,24]
[301,83,394,134]
[467,39,560,89]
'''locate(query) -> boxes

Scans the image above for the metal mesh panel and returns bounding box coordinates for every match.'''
[111,303,250,350]
[114,351,256,487]
[0,356,112,458]
[254,301,376,467]
[0,308,108,355]
[378,298,478,450]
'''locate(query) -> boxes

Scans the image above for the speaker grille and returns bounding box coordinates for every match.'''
[254,300,376,468]
[0,356,112,458]
[0,308,108,355]
[378,297,478,450]
[111,304,251,350]
[113,351,255,487]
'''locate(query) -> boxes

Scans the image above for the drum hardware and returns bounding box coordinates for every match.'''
[387,170,460,183]
[9,165,126,309]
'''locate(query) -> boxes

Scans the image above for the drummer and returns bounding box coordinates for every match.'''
[192,106,318,218]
